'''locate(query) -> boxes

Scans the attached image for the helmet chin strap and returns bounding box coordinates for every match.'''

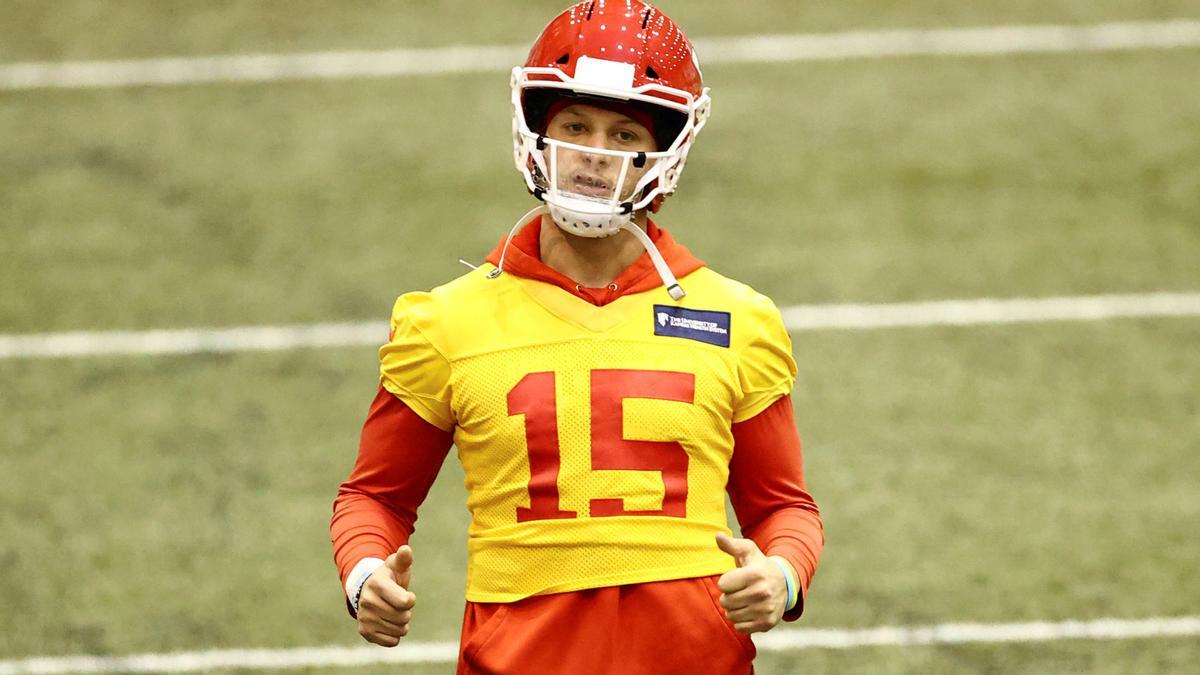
[487,205,549,279]
[488,205,686,301]
[619,220,686,300]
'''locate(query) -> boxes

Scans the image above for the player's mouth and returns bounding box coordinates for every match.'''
[568,173,613,198]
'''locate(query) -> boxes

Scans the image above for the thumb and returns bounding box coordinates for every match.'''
[715,532,761,568]
[385,544,414,588]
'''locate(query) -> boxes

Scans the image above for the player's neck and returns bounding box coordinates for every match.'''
[538,213,649,288]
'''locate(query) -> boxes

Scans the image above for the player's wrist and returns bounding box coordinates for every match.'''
[768,556,799,612]
[346,557,387,615]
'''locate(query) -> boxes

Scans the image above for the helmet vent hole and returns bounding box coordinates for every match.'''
[642,10,652,29]
[646,66,660,79]
[556,53,570,64]
[586,2,595,21]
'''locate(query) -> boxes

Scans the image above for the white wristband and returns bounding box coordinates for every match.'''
[346,558,386,614]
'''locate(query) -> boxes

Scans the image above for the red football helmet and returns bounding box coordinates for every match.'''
[510,1,712,240]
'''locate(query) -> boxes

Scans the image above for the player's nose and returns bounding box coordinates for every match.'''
[581,146,610,167]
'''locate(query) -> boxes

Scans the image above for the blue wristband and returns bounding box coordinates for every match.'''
[770,557,798,612]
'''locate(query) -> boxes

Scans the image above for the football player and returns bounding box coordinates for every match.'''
[331,2,823,673]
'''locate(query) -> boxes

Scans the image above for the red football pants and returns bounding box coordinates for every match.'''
[456,575,755,675]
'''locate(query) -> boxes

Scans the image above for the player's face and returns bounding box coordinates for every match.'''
[544,103,657,202]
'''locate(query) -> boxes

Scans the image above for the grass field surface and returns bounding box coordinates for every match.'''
[2,1,1198,673]
[5,1,1200,61]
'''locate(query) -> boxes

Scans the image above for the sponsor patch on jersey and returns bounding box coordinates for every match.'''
[653,305,731,347]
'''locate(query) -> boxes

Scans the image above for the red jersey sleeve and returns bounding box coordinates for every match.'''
[727,394,824,620]
[330,387,454,588]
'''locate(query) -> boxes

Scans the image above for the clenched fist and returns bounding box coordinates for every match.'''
[357,545,418,647]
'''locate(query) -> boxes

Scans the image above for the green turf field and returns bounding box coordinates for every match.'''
[2,1,1199,673]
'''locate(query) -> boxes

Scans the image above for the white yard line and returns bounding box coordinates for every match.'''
[2,20,1198,91]
[2,292,1199,360]
[752,616,1200,650]
[0,321,391,360]
[777,292,1200,330]
[2,616,1197,673]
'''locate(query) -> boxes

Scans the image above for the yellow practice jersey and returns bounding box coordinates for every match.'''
[379,264,796,602]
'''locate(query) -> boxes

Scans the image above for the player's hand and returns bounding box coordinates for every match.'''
[715,532,788,634]
[356,545,418,647]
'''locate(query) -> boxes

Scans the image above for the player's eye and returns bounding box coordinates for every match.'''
[563,122,587,134]
[613,129,640,144]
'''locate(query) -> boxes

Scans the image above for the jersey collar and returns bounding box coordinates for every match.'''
[485,215,705,307]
